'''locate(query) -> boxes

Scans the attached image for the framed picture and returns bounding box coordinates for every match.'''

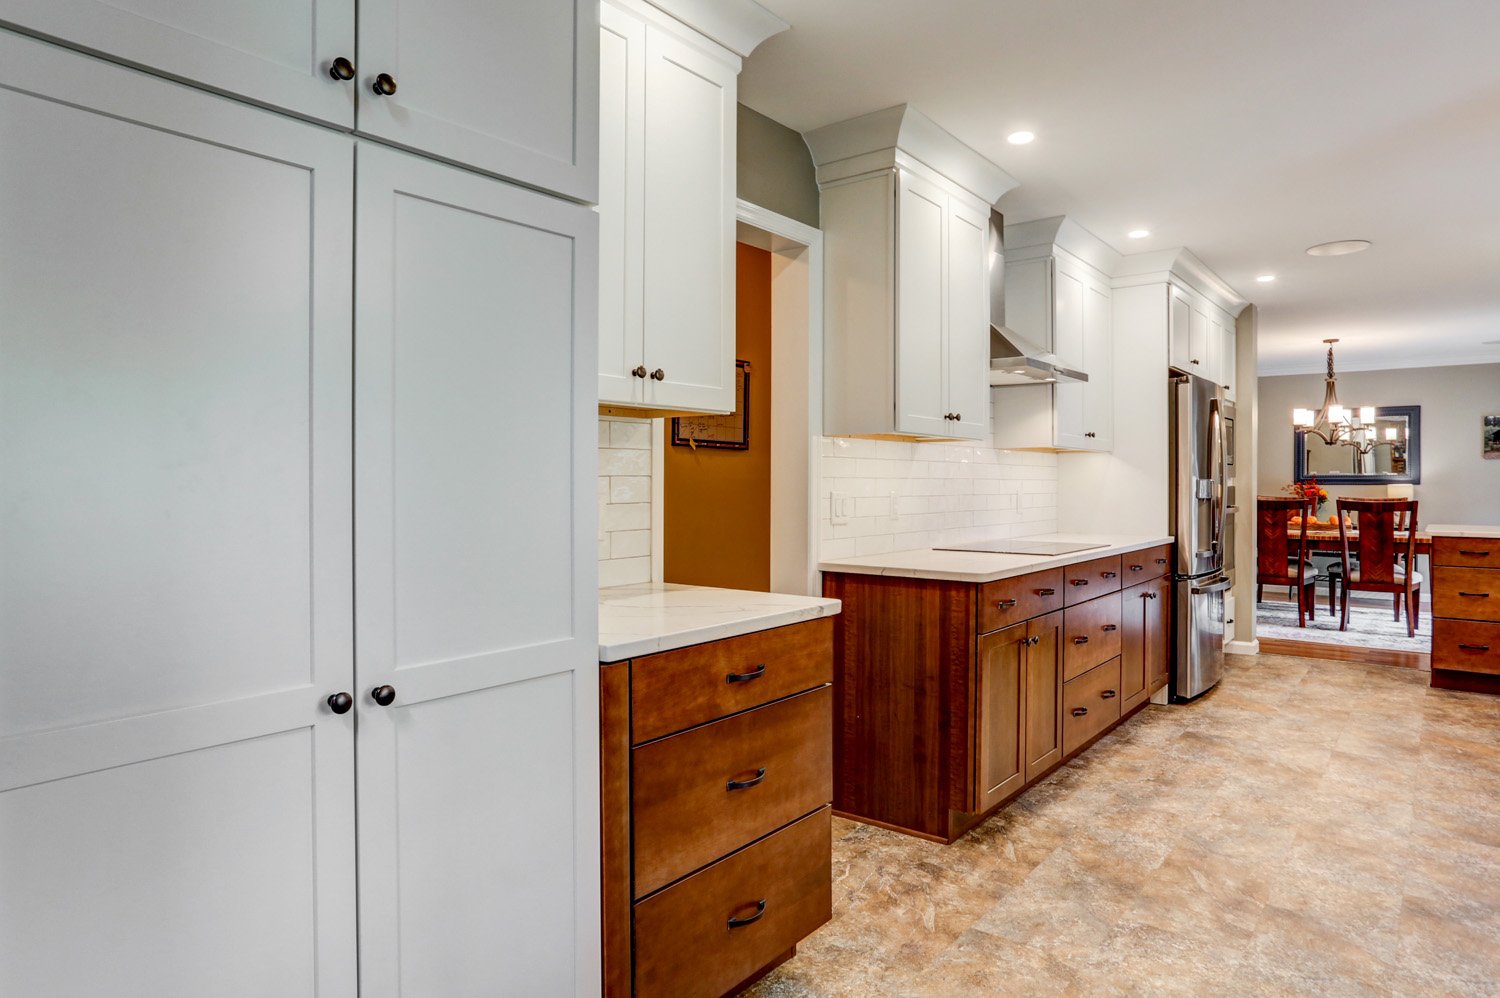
[1484,414,1500,460]
[672,361,749,450]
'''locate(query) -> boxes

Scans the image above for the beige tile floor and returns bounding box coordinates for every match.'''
[747,653,1500,997]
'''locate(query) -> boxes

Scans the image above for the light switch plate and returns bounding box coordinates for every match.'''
[830,491,849,525]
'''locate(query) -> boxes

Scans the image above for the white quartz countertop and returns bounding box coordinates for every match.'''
[1427,524,1500,539]
[818,533,1175,584]
[599,583,841,662]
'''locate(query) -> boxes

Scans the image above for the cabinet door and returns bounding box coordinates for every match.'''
[1024,611,1064,782]
[895,170,951,436]
[1120,582,1149,712]
[0,36,356,996]
[1219,315,1237,398]
[0,0,355,126]
[945,198,991,441]
[357,0,598,202]
[1168,285,1193,372]
[354,144,599,997]
[597,4,646,405]
[976,623,1027,813]
[1051,257,1088,448]
[1189,299,1213,379]
[1147,576,1172,693]
[640,22,737,412]
[1080,277,1114,451]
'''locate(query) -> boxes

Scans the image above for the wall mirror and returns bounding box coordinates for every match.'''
[1294,405,1421,484]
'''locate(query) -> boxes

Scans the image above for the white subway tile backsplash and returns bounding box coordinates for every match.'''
[599,416,657,587]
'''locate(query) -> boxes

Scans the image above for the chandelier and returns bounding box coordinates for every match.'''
[1291,339,1400,451]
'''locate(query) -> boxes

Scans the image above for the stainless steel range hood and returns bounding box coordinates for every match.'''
[987,209,1088,387]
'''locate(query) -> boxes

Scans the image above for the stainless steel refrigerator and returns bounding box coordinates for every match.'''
[1169,374,1234,699]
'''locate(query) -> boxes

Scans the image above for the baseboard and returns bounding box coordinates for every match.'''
[1225,639,1260,656]
[1257,636,1430,671]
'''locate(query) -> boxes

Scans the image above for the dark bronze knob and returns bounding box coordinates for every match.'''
[329,57,356,81]
[1085,431,1096,438]
[650,368,665,381]
[371,685,396,706]
[327,692,353,714]
[631,365,647,379]
[1191,359,1200,365]
[954,413,961,422]
[372,73,398,96]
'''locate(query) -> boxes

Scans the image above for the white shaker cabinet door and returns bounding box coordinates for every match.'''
[354,144,600,998]
[945,198,991,442]
[895,169,950,437]
[0,0,355,126]
[1168,285,1194,372]
[1051,257,1088,448]
[0,35,356,998]
[357,0,598,203]
[597,3,647,405]
[1082,278,1115,451]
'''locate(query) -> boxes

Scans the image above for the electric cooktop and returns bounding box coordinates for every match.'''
[933,539,1108,556]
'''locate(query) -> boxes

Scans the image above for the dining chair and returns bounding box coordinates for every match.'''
[1256,496,1318,626]
[1335,498,1421,636]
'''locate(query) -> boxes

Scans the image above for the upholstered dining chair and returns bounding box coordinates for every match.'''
[1335,498,1422,636]
[1256,496,1319,626]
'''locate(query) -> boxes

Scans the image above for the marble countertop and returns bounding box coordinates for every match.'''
[599,583,841,662]
[818,533,1175,584]
[1427,524,1500,539]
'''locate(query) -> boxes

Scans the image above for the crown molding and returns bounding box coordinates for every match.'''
[1111,247,1248,315]
[643,0,789,58]
[1258,351,1500,378]
[803,104,1020,206]
[1003,215,1121,279]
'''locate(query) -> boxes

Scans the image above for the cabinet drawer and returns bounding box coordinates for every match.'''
[634,806,832,998]
[1064,555,1123,606]
[1063,657,1122,756]
[632,686,832,896]
[1121,544,1172,583]
[630,618,833,744]
[1433,619,1500,675]
[1434,568,1500,623]
[1434,537,1500,569]
[1062,592,1123,682]
[978,569,1064,633]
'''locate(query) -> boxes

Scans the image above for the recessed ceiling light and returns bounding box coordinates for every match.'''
[1127,229,1151,239]
[1306,239,1372,257]
[1006,130,1035,145]
[1255,274,1276,283]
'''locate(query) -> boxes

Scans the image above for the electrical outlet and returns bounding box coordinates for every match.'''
[830,491,849,525]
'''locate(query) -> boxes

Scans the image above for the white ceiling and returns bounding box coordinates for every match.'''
[738,0,1500,376]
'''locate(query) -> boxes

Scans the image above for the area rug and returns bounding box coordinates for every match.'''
[1254,595,1430,652]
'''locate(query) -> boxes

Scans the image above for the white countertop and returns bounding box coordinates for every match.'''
[818,533,1175,584]
[599,583,841,662]
[1427,524,1500,539]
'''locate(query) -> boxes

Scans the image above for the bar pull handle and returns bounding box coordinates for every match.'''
[726,664,766,684]
[1458,592,1491,598]
[1458,550,1491,557]
[1458,643,1491,652]
[1035,588,1056,596]
[1071,707,1088,717]
[996,599,1018,609]
[1101,689,1117,700]
[1073,636,1089,645]
[1102,624,1118,632]
[1101,571,1118,579]
[1070,579,1090,587]
[727,899,767,928]
[726,768,767,792]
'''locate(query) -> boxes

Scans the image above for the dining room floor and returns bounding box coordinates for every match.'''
[746,652,1500,997]
[1255,593,1431,653]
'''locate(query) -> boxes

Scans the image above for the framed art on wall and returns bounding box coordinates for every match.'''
[1484,414,1500,460]
[672,361,749,450]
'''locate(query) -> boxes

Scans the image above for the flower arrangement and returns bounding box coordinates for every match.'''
[1283,478,1329,514]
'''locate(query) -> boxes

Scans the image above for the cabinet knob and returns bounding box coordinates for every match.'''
[650,368,665,381]
[328,57,356,81]
[1085,431,1096,438]
[326,692,353,714]
[371,73,398,96]
[954,413,961,422]
[1191,359,1200,365]
[1072,707,1089,717]
[727,899,767,929]
[371,685,396,706]
[631,365,647,379]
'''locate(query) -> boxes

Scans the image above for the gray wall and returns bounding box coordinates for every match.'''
[737,104,818,229]
[1256,362,1500,528]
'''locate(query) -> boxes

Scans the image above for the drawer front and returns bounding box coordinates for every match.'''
[1434,537,1500,569]
[1433,618,1500,675]
[1062,592,1123,682]
[632,686,832,896]
[1064,657,1123,756]
[1064,555,1123,606]
[978,569,1064,633]
[1122,544,1173,583]
[634,807,832,998]
[631,617,834,744]
[1434,568,1500,623]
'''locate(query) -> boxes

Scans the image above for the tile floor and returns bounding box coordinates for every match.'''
[747,653,1500,997]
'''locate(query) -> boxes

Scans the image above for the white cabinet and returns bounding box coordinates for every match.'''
[0,0,599,201]
[0,34,357,996]
[1215,313,1238,399]
[354,144,599,996]
[1169,282,1236,396]
[597,0,737,413]
[946,198,994,440]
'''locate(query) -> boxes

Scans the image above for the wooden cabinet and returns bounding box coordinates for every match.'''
[824,546,1170,843]
[597,0,737,413]
[1431,535,1500,692]
[1121,575,1171,714]
[600,619,834,995]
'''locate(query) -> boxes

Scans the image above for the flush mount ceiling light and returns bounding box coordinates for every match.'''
[1256,274,1276,283]
[1006,130,1035,145]
[1127,229,1150,239]
[1306,239,1372,257]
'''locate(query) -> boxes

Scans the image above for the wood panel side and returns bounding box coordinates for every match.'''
[599,662,632,998]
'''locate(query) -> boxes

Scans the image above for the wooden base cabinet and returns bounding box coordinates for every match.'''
[1121,574,1171,713]
[600,619,835,996]
[976,614,1062,813]
[1431,535,1500,693]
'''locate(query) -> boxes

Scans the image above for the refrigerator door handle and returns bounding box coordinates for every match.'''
[1191,578,1233,595]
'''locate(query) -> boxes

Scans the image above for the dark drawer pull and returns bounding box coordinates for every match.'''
[727,899,767,929]
[1458,550,1492,557]
[1101,571,1118,579]
[1129,564,1144,572]
[1025,635,1041,646]
[996,599,1018,609]
[1458,592,1492,598]
[726,768,767,792]
[1036,588,1056,596]
[1458,643,1492,652]
[1071,707,1088,717]
[1101,689,1117,700]
[1070,579,1090,587]
[1156,558,1168,565]
[1102,624,1118,632]
[1073,636,1089,645]
[726,664,766,684]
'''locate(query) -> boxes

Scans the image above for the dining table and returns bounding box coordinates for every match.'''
[1289,525,1433,556]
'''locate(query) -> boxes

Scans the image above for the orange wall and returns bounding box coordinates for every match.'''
[663,243,772,591]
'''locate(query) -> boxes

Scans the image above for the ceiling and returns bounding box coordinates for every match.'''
[738,0,1500,376]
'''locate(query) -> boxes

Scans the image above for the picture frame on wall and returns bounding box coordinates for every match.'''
[671,361,750,450]
[1484,414,1500,460]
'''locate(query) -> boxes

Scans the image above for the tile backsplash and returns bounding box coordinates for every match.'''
[598,416,658,588]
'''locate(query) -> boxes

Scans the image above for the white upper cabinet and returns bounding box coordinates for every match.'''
[596,0,774,413]
[809,105,1018,441]
[0,0,356,126]
[1217,313,1238,399]
[1167,280,1237,395]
